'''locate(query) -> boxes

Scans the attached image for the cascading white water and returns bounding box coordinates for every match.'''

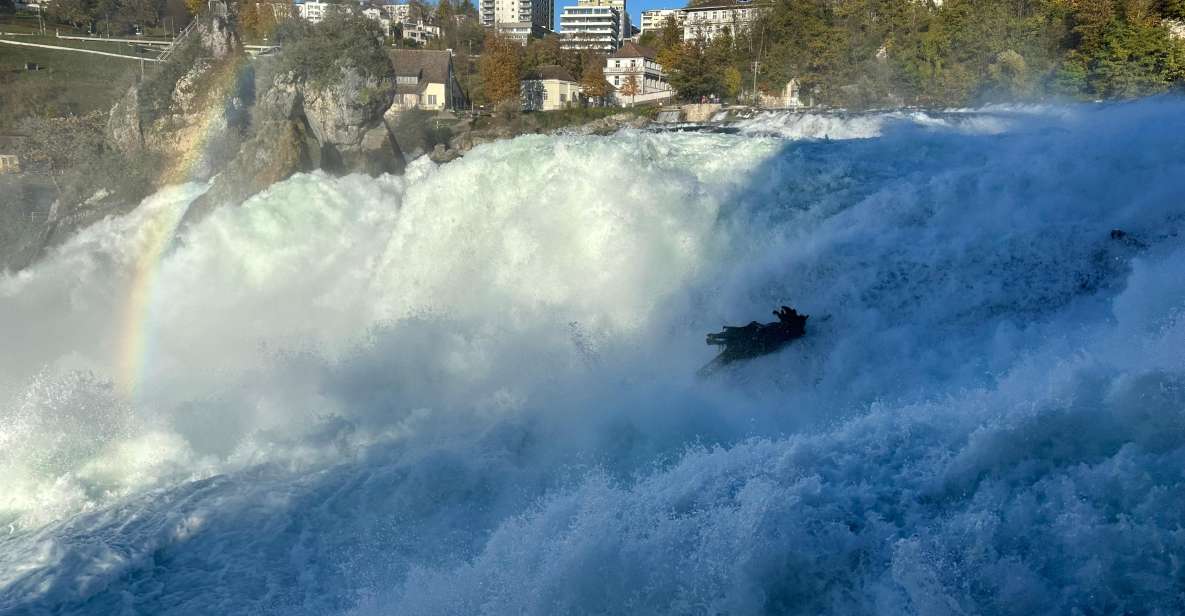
[1,100,1184,615]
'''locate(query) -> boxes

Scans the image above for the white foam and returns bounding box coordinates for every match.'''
[1,100,1184,615]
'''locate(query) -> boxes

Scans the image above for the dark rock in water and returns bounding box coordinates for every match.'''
[700,306,809,376]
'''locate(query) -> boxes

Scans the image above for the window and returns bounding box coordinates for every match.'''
[614,60,620,67]
[396,75,418,85]
[560,93,567,102]
[427,94,437,106]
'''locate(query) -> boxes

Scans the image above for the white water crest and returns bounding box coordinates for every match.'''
[2,99,1184,614]
[734,103,1067,140]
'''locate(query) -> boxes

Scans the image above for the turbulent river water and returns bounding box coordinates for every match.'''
[2,99,1184,615]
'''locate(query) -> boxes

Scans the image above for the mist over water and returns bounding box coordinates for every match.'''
[2,100,1184,614]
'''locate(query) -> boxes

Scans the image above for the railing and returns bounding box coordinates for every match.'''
[56,33,172,45]
[157,17,199,63]
[0,38,163,62]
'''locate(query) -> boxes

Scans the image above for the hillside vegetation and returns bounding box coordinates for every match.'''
[642,0,1185,107]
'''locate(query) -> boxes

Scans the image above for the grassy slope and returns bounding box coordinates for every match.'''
[0,40,139,127]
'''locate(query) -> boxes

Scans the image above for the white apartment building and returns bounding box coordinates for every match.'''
[559,4,620,52]
[481,0,553,34]
[362,7,394,33]
[603,41,669,95]
[682,0,767,41]
[496,21,552,44]
[380,1,413,21]
[402,20,441,42]
[297,0,341,24]
[575,0,629,45]
[639,8,684,34]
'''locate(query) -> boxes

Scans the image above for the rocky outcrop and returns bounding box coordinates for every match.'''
[300,66,401,176]
[183,58,404,223]
[106,16,250,183]
[102,15,407,226]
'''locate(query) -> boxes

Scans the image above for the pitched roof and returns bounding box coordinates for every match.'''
[388,49,452,92]
[609,41,656,60]
[523,64,577,82]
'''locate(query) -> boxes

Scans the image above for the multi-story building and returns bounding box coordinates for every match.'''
[361,7,394,33]
[496,21,552,44]
[603,41,669,95]
[639,8,684,34]
[380,1,413,22]
[481,0,553,35]
[370,2,441,43]
[574,0,629,45]
[401,20,442,43]
[559,4,619,51]
[681,0,766,41]
[296,0,342,24]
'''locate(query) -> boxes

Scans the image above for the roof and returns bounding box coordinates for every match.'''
[523,64,577,82]
[389,49,452,92]
[684,0,765,11]
[609,41,656,60]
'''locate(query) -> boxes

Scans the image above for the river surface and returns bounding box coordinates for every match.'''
[2,99,1184,614]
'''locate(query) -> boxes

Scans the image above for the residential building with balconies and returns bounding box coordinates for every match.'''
[639,8,684,34]
[559,4,620,52]
[481,0,553,34]
[603,41,669,98]
[681,0,767,41]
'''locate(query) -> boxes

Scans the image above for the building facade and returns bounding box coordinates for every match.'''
[521,65,582,111]
[574,0,629,44]
[603,41,669,96]
[390,49,469,111]
[380,2,413,22]
[559,4,620,51]
[481,0,553,34]
[681,0,766,41]
[296,0,343,24]
[639,8,684,34]
[496,21,552,44]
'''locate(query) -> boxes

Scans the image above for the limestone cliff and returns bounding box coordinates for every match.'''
[106,15,404,226]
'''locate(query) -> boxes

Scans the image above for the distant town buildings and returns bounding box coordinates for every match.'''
[639,8,683,34]
[574,0,630,44]
[481,0,554,37]
[603,41,670,100]
[681,0,766,41]
[389,49,469,111]
[521,65,582,111]
[559,4,620,51]
[296,0,340,24]
[496,21,552,44]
